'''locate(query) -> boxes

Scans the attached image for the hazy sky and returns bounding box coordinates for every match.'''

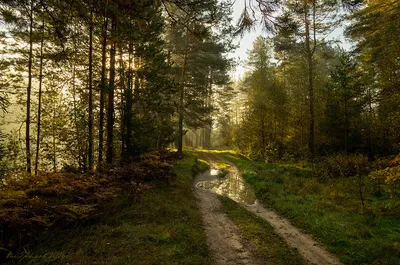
[230,0,263,80]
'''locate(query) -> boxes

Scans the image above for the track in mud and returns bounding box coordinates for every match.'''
[193,154,261,264]
[194,188,260,265]
[194,153,344,265]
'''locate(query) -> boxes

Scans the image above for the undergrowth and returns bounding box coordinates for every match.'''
[220,152,400,265]
[2,150,212,265]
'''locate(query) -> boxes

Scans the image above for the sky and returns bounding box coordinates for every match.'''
[229,1,353,81]
[230,0,263,81]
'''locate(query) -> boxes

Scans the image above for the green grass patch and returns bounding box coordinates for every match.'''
[6,151,212,265]
[215,162,230,178]
[220,196,306,265]
[220,152,400,265]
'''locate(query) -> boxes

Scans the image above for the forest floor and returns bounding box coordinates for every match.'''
[3,151,213,265]
[195,152,342,265]
[3,150,398,264]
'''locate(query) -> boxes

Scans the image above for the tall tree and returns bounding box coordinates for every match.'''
[26,0,34,173]
[34,15,45,176]
[347,0,400,155]
[275,0,337,156]
[324,50,365,153]
[177,28,189,155]
[87,6,94,171]
[106,14,116,164]
[98,0,108,165]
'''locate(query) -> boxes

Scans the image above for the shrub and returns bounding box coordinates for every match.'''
[191,158,210,175]
[314,154,370,180]
[0,150,180,261]
[369,154,400,198]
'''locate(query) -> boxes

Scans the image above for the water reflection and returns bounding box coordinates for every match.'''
[210,169,218,176]
[195,167,256,205]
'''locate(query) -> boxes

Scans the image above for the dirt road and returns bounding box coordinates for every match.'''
[194,152,344,265]
[194,187,261,265]
[246,202,343,265]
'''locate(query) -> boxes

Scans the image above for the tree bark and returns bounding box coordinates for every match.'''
[98,9,108,166]
[305,1,316,156]
[35,17,44,176]
[261,112,266,160]
[178,29,189,155]
[124,42,133,156]
[106,16,116,164]
[26,0,34,173]
[88,9,94,171]
[205,71,212,148]
[344,80,348,154]
[119,45,126,158]
[52,96,56,171]
[72,52,82,170]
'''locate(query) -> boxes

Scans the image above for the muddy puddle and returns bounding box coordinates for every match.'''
[194,167,256,205]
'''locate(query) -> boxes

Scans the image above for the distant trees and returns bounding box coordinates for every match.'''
[232,37,287,160]
[324,52,365,154]
[166,1,233,154]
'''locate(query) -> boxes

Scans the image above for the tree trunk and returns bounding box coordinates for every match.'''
[195,129,198,148]
[98,11,108,166]
[35,17,44,176]
[366,86,373,159]
[307,51,315,156]
[88,9,94,171]
[52,98,56,171]
[106,17,116,164]
[134,54,140,102]
[305,1,316,156]
[205,72,212,148]
[124,42,134,156]
[26,0,33,174]
[178,29,189,155]
[72,54,82,170]
[344,82,348,154]
[119,45,126,158]
[261,112,266,160]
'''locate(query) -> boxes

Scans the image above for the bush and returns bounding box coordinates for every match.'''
[314,154,370,180]
[191,158,210,176]
[369,154,400,198]
[0,150,180,262]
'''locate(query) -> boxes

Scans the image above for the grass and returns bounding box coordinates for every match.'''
[220,196,306,265]
[6,151,212,265]
[218,152,400,265]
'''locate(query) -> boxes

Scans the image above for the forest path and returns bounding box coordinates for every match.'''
[195,152,344,265]
[193,154,261,265]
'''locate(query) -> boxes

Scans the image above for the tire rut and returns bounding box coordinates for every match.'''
[196,152,344,265]
[194,188,259,265]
